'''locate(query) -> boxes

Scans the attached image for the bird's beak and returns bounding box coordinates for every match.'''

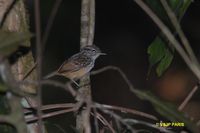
[100,53,107,55]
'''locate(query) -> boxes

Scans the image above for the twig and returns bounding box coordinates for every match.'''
[24,103,75,114]
[93,108,100,133]
[94,112,116,133]
[26,108,76,123]
[22,0,63,80]
[42,0,63,49]
[34,0,43,131]
[23,101,157,131]
[160,0,199,66]
[25,102,115,132]
[40,103,75,110]
[133,0,200,81]
[25,101,84,123]
[22,62,37,80]
[0,0,17,28]
[42,80,77,97]
[94,103,158,121]
[91,66,140,95]
[97,105,174,133]
[95,104,137,133]
[178,84,199,111]
[20,79,77,97]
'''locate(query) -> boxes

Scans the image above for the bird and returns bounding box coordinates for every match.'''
[44,45,106,86]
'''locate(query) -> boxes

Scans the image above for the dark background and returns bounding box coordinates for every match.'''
[27,0,200,132]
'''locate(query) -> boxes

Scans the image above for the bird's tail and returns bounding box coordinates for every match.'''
[43,71,58,79]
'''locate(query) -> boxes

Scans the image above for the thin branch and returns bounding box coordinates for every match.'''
[42,0,63,49]
[24,103,75,115]
[34,0,43,131]
[96,104,174,133]
[91,66,139,95]
[93,108,100,133]
[160,0,199,66]
[24,101,157,128]
[178,84,199,111]
[95,103,158,121]
[25,103,115,132]
[133,0,200,81]
[22,62,37,80]
[94,112,116,133]
[22,0,63,80]
[26,108,76,123]
[42,80,77,97]
[20,79,77,97]
[95,104,137,133]
[0,0,17,28]
[40,103,75,110]
[25,101,84,123]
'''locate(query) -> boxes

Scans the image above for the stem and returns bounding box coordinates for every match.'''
[34,0,43,132]
[134,0,200,81]
[160,0,199,66]
[76,0,95,132]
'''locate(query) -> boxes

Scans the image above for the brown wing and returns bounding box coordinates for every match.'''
[57,54,92,74]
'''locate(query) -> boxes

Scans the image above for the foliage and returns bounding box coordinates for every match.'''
[0,30,32,56]
[133,90,198,132]
[146,0,192,76]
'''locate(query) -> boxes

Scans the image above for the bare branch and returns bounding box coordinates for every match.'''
[94,103,158,121]
[42,0,63,49]
[34,0,43,131]
[92,112,116,133]
[20,79,77,97]
[160,0,199,66]
[93,108,100,133]
[95,104,137,133]
[0,0,17,28]
[23,0,63,81]
[26,108,76,123]
[22,62,37,81]
[133,0,200,81]
[178,84,199,111]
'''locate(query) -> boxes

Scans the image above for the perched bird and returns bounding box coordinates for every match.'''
[44,45,106,85]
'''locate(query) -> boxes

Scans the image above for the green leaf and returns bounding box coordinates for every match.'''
[146,0,192,77]
[175,0,192,19]
[147,37,166,67]
[132,89,198,133]
[0,31,32,56]
[156,48,174,76]
[147,37,174,76]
